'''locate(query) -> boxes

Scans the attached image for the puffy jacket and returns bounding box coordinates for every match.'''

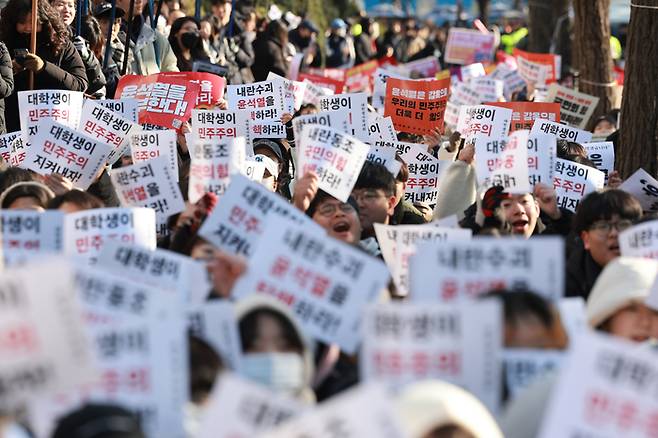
[75,36,106,96]
[251,35,288,81]
[4,38,87,133]
[120,21,179,75]
[0,42,14,134]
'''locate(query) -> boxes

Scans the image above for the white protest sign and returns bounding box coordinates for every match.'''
[198,373,303,438]
[95,98,139,122]
[557,297,587,340]
[234,110,287,144]
[450,82,482,106]
[242,158,266,182]
[490,64,526,100]
[199,174,317,258]
[292,111,350,141]
[538,332,658,438]
[111,156,185,229]
[399,143,444,205]
[0,131,21,163]
[63,207,157,261]
[260,384,407,438]
[619,221,658,259]
[553,158,605,212]
[17,90,84,138]
[527,132,557,187]
[0,259,96,409]
[226,80,286,116]
[187,303,242,370]
[583,141,615,184]
[476,130,531,193]
[516,56,550,86]
[188,137,246,203]
[504,349,564,399]
[367,113,397,143]
[22,119,112,190]
[191,109,240,141]
[393,225,472,296]
[546,83,600,129]
[319,93,369,143]
[301,79,332,107]
[459,63,486,82]
[9,135,26,166]
[530,118,593,143]
[457,104,512,145]
[366,145,401,177]
[232,216,389,354]
[129,129,179,182]
[374,139,426,157]
[444,28,496,65]
[96,241,211,304]
[619,169,658,214]
[297,124,369,203]
[267,72,306,113]
[373,68,409,112]
[470,76,504,102]
[401,56,441,78]
[0,211,63,266]
[79,99,137,166]
[410,237,565,302]
[361,301,502,412]
[443,101,461,131]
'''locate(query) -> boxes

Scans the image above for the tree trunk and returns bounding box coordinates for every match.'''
[617,0,658,178]
[528,0,569,53]
[573,0,615,130]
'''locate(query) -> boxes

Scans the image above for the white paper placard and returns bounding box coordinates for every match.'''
[80,99,137,166]
[504,349,564,399]
[583,141,615,185]
[235,109,287,143]
[96,241,212,304]
[188,137,246,203]
[260,384,407,438]
[516,57,550,86]
[476,130,531,193]
[198,373,303,438]
[187,303,242,370]
[297,124,369,203]
[450,82,482,106]
[267,72,307,113]
[0,211,64,266]
[22,119,112,190]
[410,237,565,302]
[530,118,593,143]
[557,297,587,340]
[9,135,26,167]
[242,159,266,182]
[361,301,502,411]
[226,80,286,116]
[366,145,402,176]
[399,143,444,205]
[95,98,139,122]
[199,174,318,258]
[63,207,157,261]
[456,104,512,146]
[0,131,21,163]
[490,64,526,100]
[374,139,426,157]
[191,109,240,141]
[527,132,557,187]
[111,156,185,229]
[18,90,84,138]
[0,259,96,410]
[367,113,397,143]
[553,158,605,212]
[301,79,332,107]
[292,111,350,141]
[129,129,179,182]
[619,169,658,214]
[319,93,369,143]
[373,68,409,112]
[538,332,658,438]
[619,221,658,259]
[471,76,504,102]
[231,216,389,354]
[546,83,600,130]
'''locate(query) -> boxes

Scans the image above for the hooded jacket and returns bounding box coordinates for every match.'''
[251,35,289,82]
[120,20,179,75]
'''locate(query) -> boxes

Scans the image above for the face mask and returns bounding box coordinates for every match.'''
[240,352,305,394]
[180,31,199,49]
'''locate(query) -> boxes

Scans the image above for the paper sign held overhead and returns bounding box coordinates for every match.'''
[18,90,84,139]
[476,129,531,194]
[188,137,246,203]
[129,129,179,182]
[546,83,599,130]
[583,141,615,184]
[619,221,658,259]
[488,101,561,133]
[79,99,137,166]
[96,98,139,122]
[444,28,496,65]
[619,169,658,214]
[384,77,451,135]
[187,303,243,370]
[0,211,64,267]
[530,118,593,143]
[553,158,605,213]
[319,93,369,143]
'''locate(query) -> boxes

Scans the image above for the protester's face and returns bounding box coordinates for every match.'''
[51,0,76,26]
[253,147,282,174]
[352,188,396,236]
[593,119,615,135]
[169,10,187,26]
[500,194,540,238]
[16,13,43,34]
[248,313,296,353]
[312,198,361,244]
[8,197,44,211]
[604,302,655,343]
[212,2,231,25]
[298,27,311,39]
[261,171,277,192]
[581,215,632,267]
[58,201,84,213]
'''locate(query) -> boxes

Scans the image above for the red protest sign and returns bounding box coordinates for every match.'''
[115,74,200,130]
[384,77,451,135]
[164,72,226,108]
[513,48,560,83]
[488,101,561,132]
[345,60,379,93]
[297,73,345,94]
[307,67,346,82]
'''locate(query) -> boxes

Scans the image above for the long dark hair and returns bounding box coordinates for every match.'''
[168,16,208,70]
[0,0,69,55]
[264,19,288,46]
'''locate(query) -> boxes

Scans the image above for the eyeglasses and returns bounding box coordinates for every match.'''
[589,219,634,234]
[352,190,386,204]
[316,202,355,217]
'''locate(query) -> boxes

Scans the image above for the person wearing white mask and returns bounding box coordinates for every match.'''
[235,296,316,403]
[254,154,279,192]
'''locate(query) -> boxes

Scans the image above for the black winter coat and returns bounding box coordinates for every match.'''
[4,38,87,133]
[0,43,15,134]
[251,36,288,81]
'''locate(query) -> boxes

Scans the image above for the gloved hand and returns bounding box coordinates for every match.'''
[73,35,89,59]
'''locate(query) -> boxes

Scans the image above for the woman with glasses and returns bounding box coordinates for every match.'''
[567,189,643,299]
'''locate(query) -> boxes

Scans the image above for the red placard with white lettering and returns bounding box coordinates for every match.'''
[162,72,226,108]
[488,102,561,132]
[297,73,345,94]
[514,49,560,84]
[384,77,451,135]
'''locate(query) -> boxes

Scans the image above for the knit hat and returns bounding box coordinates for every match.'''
[586,257,658,328]
[396,380,503,438]
[481,185,511,218]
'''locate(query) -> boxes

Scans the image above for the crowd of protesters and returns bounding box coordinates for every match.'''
[0,0,654,437]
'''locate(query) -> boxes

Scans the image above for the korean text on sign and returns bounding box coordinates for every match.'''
[188,137,246,203]
[530,118,593,143]
[18,90,83,138]
[0,211,63,267]
[444,28,496,65]
[553,158,605,213]
[619,169,658,214]
[488,101,561,133]
[79,99,136,166]
[384,77,451,136]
